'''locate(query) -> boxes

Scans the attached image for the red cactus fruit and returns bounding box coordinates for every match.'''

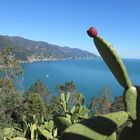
[87,27,98,38]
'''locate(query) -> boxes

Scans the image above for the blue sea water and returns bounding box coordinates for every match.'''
[21,58,140,101]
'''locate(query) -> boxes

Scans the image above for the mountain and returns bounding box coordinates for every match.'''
[0,35,97,62]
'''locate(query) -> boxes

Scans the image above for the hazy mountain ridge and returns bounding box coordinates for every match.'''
[0,35,97,62]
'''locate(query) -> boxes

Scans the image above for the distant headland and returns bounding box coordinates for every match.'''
[0,35,98,63]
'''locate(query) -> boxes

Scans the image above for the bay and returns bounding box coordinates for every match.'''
[21,58,140,101]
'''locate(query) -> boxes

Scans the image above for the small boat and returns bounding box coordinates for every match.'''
[46,75,49,78]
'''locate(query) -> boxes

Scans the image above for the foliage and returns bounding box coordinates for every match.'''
[26,79,50,101]
[91,86,113,115]
[1,92,93,140]
[56,81,76,94]
[22,93,46,123]
[0,48,24,129]
[0,90,25,128]
[0,47,22,80]
[110,96,125,112]
[1,39,138,140]
[56,81,85,108]
[0,90,127,140]
[0,77,15,92]
[0,47,23,93]
[45,95,62,120]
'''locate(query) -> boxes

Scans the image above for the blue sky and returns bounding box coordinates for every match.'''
[0,0,140,58]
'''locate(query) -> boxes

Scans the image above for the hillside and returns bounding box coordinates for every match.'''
[0,35,97,62]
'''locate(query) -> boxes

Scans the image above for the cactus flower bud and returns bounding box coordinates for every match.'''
[87,27,98,38]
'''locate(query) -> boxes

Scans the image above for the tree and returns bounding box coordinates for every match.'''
[56,81,76,94]
[26,79,50,100]
[109,96,125,112]
[0,77,15,93]
[0,48,23,128]
[92,86,113,115]
[26,80,63,121]
[0,48,22,80]
[45,95,62,120]
[23,93,46,122]
[0,90,25,128]
[0,48,23,92]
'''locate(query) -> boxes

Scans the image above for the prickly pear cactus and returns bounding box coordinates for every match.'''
[55,93,90,134]
[61,27,140,140]
[88,27,132,89]
[86,27,139,122]
[61,111,128,140]
[10,137,27,140]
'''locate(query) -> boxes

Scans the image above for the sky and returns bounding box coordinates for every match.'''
[0,0,140,58]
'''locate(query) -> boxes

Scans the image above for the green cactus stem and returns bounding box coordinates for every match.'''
[38,127,54,139]
[45,120,54,132]
[2,128,14,138]
[61,122,117,140]
[119,120,140,140]
[61,111,128,140]
[66,92,71,102]
[54,116,72,133]
[30,124,37,139]
[124,86,137,120]
[10,137,27,140]
[60,92,70,113]
[87,27,132,89]
[94,36,132,89]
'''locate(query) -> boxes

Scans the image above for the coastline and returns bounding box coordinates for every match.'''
[19,56,99,64]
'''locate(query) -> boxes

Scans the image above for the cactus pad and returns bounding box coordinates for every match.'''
[87,27,132,88]
[94,36,132,88]
[124,86,137,120]
[61,111,128,140]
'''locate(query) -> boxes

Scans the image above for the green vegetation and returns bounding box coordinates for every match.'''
[0,47,124,140]
[1,24,139,140]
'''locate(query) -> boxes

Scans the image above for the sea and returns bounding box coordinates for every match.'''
[20,58,140,101]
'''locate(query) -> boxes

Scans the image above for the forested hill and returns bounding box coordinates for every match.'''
[0,35,97,62]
